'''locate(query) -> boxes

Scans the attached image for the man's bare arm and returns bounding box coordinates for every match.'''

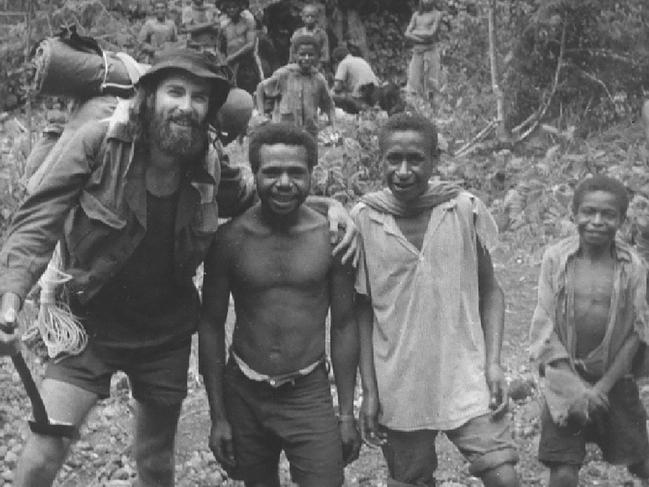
[255,81,267,114]
[356,293,386,446]
[330,262,358,416]
[137,23,154,54]
[199,231,235,467]
[330,260,361,464]
[477,238,508,415]
[305,196,359,265]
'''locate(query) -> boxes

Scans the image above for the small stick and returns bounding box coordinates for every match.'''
[24,0,33,155]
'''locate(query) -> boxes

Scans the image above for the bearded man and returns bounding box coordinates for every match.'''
[0,49,357,487]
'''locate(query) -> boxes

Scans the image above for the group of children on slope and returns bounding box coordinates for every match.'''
[255,2,384,137]
[254,0,448,140]
[198,106,649,487]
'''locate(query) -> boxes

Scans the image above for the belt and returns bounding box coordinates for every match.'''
[231,351,324,388]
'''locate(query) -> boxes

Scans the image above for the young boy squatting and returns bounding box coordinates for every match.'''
[256,34,335,139]
[199,123,360,487]
[529,175,649,486]
[353,113,520,487]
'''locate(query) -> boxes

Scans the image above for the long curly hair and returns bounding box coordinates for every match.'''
[126,84,157,145]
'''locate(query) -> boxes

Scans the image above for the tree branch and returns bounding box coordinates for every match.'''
[512,13,567,142]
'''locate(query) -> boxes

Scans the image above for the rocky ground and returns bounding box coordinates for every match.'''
[2,248,649,486]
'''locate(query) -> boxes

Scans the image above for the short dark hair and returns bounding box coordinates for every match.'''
[248,123,318,173]
[220,0,245,10]
[572,175,629,218]
[292,34,320,53]
[379,112,439,156]
[331,46,349,63]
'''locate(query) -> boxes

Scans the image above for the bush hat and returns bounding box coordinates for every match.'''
[138,48,232,110]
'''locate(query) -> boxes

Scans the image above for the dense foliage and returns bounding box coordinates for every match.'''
[1,0,648,244]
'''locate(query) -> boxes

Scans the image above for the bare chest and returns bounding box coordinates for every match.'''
[573,259,615,310]
[225,22,249,43]
[233,232,332,290]
[572,259,615,355]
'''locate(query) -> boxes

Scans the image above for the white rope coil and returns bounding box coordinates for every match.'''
[36,244,87,361]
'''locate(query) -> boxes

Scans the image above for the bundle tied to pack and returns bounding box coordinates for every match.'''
[29,243,88,362]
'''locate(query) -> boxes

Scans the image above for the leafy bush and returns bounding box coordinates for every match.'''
[508,0,649,134]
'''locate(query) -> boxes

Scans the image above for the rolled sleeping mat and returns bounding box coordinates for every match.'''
[32,37,148,98]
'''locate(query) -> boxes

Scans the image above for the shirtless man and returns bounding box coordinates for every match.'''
[138,1,178,62]
[219,0,262,94]
[199,123,361,487]
[529,175,649,486]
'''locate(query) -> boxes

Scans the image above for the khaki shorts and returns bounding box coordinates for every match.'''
[381,413,519,486]
[45,337,191,406]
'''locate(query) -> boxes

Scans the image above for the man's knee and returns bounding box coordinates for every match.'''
[479,462,519,487]
[15,435,70,486]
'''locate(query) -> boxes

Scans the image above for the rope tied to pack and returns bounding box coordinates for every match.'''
[34,244,87,362]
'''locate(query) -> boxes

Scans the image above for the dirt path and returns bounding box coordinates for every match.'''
[0,247,647,486]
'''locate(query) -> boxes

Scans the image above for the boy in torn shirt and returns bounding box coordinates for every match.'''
[529,175,649,487]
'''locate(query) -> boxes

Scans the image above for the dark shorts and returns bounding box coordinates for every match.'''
[45,338,191,406]
[223,359,344,486]
[380,413,519,486]
[539,376,649,466]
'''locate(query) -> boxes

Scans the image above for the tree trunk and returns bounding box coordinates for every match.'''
[330,2,369,58]
[487,0,507,136]
[345,8,369,58]
[24,0,33,154]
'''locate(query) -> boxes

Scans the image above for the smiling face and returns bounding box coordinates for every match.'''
[148,72,211,159]
[256,143,311,218]
[574,190,624,251]
[382,130,435,203]
[295,43,318,73]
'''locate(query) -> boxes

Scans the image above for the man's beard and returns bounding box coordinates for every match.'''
[147,108,209,162]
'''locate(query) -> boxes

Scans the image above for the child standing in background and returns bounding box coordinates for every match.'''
[405,0,442,100]
[256,35,335,139]
[289,3,330,73]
